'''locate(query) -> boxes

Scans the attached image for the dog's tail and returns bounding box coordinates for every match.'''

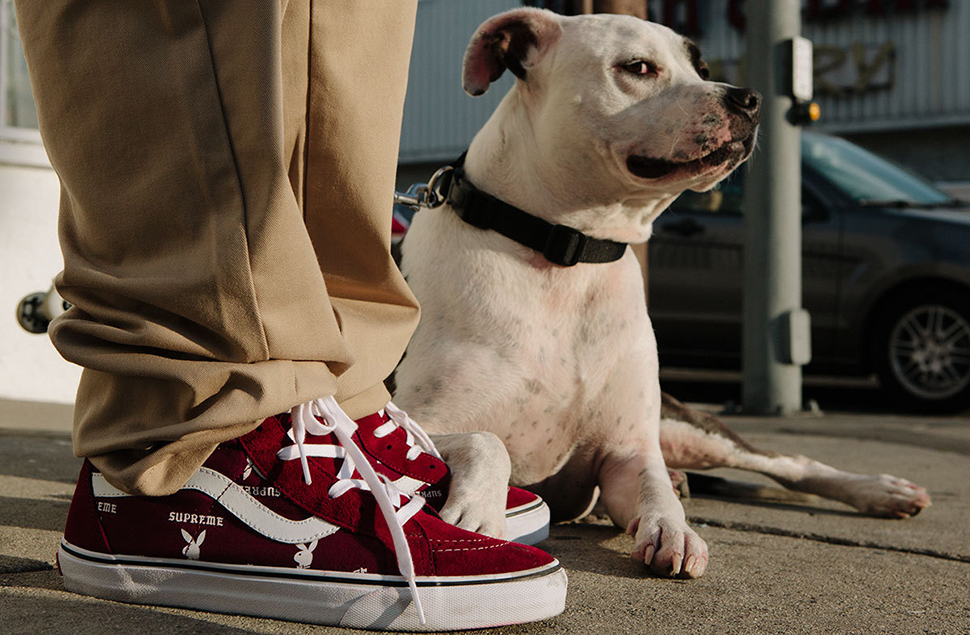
[684,472,819,505]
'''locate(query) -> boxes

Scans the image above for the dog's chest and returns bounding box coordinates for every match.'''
[516,269,634,383]
[400,211,656,481]
[489,255,653,476]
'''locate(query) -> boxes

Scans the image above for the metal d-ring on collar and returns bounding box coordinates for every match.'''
[395,153,628,267]
[393,164,455,212]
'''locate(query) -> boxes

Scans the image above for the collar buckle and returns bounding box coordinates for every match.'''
[544,225,586,267]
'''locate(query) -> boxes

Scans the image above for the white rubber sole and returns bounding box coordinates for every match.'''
[59,541,566,631]
[506,498,551,546]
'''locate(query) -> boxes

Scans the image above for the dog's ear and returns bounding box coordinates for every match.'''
[462,8,562,97]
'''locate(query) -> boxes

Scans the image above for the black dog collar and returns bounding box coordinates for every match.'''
[442,154,628,267]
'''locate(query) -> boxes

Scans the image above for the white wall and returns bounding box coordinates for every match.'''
[0,160,81,404]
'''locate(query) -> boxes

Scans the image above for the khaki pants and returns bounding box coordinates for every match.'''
[16,0,420,496]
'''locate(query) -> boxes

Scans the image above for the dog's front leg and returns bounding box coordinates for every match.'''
[598,442,709,578]
[429,431,512,539]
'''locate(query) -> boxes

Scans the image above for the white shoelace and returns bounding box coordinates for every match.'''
[380,402,443,461]
[277,396,427,625]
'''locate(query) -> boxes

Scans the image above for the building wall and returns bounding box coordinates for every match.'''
[1,0,80,405]
[0,160,81,405]
[399,0,520,167]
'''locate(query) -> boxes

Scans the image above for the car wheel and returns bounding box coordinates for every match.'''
[874,291,970,412]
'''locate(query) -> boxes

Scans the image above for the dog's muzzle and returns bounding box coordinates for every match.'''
[626,136,754,180]
[626,86,761,181]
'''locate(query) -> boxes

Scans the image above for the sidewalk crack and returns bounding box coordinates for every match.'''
[0,561,54,576]
[690,516,970,564]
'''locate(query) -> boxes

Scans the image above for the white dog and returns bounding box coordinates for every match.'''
[394,8,928,579]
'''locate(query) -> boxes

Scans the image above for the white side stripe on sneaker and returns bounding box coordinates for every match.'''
[91,469,341,544]
[390,475,426,496]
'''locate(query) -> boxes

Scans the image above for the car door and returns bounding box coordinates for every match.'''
[799,175,845,364]
[648,172,745,367]
[648,170,843,368]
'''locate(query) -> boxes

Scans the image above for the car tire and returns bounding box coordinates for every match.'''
[873,289,970,413]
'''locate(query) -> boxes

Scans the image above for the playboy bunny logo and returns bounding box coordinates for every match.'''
[293,540,317,569]
[181,529,206,560]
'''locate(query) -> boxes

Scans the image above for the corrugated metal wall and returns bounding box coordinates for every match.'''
[689,0,970,134]
[399,0,970,163]
[400,0,519,163]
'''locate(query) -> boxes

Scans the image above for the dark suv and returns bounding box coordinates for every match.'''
[649,132,970,412]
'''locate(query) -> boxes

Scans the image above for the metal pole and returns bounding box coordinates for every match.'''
[742,0,807,414]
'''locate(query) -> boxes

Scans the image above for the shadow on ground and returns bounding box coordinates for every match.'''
[0,571,269,635]
[659,373,970,416]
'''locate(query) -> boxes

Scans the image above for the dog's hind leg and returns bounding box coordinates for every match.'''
[659,393,931,518]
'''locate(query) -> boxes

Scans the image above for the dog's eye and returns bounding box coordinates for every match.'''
[695,61,710,80]
[618,60,659,78]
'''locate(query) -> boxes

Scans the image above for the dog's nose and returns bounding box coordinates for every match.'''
[724,87,762,120]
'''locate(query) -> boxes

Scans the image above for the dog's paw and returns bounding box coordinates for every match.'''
[844,474,931,518]
[432,431,512,538]
[438,491,508,539]
[627,515,708,579]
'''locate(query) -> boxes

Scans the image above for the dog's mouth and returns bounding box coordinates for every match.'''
[627,134,755,180]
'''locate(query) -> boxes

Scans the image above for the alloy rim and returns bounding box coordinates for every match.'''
[889,304,970,400]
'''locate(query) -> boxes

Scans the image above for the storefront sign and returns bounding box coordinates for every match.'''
[814,42,894,96]
[706,41,895,97]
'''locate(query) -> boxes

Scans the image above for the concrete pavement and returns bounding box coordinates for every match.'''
[1,399,968,634]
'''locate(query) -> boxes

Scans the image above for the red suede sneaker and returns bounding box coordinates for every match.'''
[57,396,567,631]
[353,402,550,545]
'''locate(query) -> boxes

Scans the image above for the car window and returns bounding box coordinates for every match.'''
[801,133,951,206]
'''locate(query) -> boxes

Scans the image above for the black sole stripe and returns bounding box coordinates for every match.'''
[505,500,545,519]
[61,543,561,588]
